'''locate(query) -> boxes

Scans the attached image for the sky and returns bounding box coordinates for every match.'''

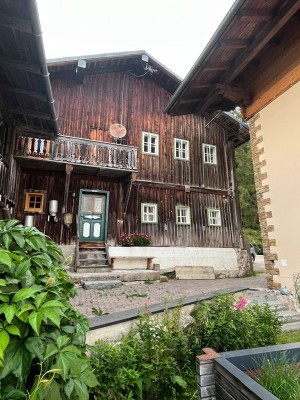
[37,0,235,79]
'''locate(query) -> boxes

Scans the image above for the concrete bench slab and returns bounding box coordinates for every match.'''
[175,266,215,280]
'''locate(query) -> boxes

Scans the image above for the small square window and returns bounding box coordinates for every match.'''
[141,203,158,223]
[176,206,191,225]
[142,132,159,155]
[174,139,189,160]
[203,144,217,164]
[25,192,45,213]
[207,208,221,226]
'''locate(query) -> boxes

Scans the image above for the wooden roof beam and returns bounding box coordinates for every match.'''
[225,1,300,83]
[217,84,251,104]
[194,86,219,115]
[0,55,42,74]
[8,106,51,120]
[194,83,251,115]
[218,39,251,49]
[179,97,204,104]
[202,62,229,71]
[238,9,274,21]
[0,84,47,101]
[0,13,32,33]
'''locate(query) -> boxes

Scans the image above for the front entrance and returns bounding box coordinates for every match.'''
[79,190,109,242]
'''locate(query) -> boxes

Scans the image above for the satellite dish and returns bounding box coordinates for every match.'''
[109,124,127,139]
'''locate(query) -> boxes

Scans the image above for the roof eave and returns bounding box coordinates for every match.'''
[164,0,246,114]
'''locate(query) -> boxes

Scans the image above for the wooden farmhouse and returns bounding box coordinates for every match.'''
[0,0,251,278]
[166,0,300,288]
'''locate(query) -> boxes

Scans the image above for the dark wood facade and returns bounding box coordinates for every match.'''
[14,55,244,248]
[0,0,58,219]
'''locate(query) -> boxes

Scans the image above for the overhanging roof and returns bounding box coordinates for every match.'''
[47,50,181,94]
[165,0,300,117]
[0,0,58,135]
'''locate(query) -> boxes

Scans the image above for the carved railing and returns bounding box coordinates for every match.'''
[15,135,138,171]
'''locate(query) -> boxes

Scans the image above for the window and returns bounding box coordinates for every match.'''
[174,139,189,160]
[142,132,159,155]
[141,203,158,223]
[207,208,221,226]
[176,206,191,225]
[203,144,217,164]
[25,192,45,212]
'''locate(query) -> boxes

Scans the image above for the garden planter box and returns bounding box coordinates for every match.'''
[198,343,300,400]
[108,246,155,270]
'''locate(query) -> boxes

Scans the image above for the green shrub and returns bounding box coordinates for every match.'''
[0,220,98,399]
[90,306,196,400]
[188,294,282,355]
[121,233,152,247]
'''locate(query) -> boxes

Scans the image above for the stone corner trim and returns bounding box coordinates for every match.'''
[249,114,278,289]
[196,348,220,400]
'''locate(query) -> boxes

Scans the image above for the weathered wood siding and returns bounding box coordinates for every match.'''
[0,97,20,215]
[15,168,240,247]
[14,71,241,247]
[51,73,231,189]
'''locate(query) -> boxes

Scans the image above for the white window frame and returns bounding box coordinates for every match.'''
[174,138,190,160]
[141,203,158,223]
[203,144,217,164]
[142,132,159,156]
[207,208,222,227]
[176,206,191,225]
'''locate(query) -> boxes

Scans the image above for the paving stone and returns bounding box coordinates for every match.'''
[82,280,122,290]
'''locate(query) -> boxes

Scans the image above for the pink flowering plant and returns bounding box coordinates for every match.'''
[234,296,249,310]
[121,232,152,247]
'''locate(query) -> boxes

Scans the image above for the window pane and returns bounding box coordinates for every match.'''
[93,222,101,238]
[144,135,149,152]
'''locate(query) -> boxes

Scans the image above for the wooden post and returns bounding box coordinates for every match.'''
[60,164,73,244]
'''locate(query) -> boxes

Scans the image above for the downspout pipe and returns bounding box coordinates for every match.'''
[28,0,59,135]
[164,0,246,114]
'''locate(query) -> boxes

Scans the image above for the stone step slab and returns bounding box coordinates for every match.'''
[82,280,122,290]
[277,310,300,323]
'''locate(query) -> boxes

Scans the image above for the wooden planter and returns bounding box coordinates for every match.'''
[197,343,300,400]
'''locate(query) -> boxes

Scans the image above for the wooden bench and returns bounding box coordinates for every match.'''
[111,255,155,270]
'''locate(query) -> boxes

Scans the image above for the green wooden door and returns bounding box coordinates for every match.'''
[79,191,108,242]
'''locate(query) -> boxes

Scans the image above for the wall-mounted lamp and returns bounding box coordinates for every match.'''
[24,215,34,227]
[63,212,73,228]
[49,200,58,222]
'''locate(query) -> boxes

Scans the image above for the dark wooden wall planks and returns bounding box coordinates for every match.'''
[13,70,241,248]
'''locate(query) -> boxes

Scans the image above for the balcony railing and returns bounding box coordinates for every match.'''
[15,135,138,171]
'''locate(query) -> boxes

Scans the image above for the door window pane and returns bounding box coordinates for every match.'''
[94,197,104,213]
[93,222,101,238]
[82,196,93,212]
[83,222,91,237]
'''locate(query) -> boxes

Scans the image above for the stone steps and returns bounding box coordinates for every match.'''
[70,269,160,285]
[78,246,109,272]
[244,289,300,331]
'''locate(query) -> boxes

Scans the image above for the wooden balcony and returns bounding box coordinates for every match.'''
[15,135,138,176]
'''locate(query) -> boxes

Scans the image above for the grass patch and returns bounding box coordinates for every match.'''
[253,354,300,400]
[277,330,300,344]
[126,293,148,298]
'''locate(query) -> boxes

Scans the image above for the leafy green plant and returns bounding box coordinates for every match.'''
[0,220,98,399]
[120,233,152,247]
[188,294,282,356]
[92,307,108,317]
[90,306,196,400]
